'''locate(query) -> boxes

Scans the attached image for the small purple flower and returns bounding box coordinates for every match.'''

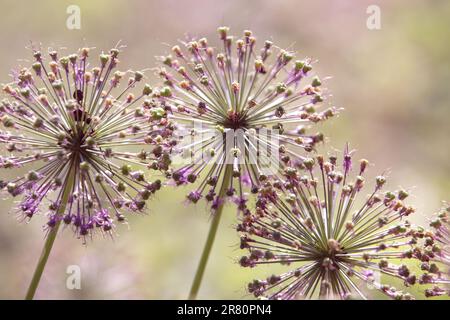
[187,190,202,204]
[343,143,353,175]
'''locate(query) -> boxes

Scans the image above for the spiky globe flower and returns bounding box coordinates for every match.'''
[237,148,421,300]
[0,45,171,240]
[416,203,450,297]
[154,27,338,211]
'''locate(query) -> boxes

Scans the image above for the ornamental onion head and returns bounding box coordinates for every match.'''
[154,27,338,211]
[237,147,422,300]
[0,45,171,241]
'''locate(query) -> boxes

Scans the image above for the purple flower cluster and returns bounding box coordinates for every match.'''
[1,29,447,301]
[0,46,171,241]
[414,203,450,297]
[154,27,338,211]
[237,150,421,299]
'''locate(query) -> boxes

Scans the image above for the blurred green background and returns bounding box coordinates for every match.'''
[0,0,449,299]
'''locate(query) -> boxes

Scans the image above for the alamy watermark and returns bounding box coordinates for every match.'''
[66,5,81,30]
[366,5,381,30]
[66,264,81,290]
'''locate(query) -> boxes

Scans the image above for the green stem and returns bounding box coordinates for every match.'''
[188,165,232,300]
[25,170,75,300]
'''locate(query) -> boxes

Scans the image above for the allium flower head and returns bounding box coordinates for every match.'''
[416,203,450,297]
[155,27,338,210]
[237,148,420,299]
[0,45,171,240]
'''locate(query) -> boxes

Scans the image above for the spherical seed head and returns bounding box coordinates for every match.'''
[0,45,173,242]
[155,27,339,212]
[237,148,420,300]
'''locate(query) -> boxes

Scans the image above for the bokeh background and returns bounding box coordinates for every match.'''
[0,0,449,299]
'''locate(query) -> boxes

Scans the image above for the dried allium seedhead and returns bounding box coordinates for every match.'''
[0,45,172,241]
[237,148,420,300]
[416,203,450,297]
[155,27,338,211]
